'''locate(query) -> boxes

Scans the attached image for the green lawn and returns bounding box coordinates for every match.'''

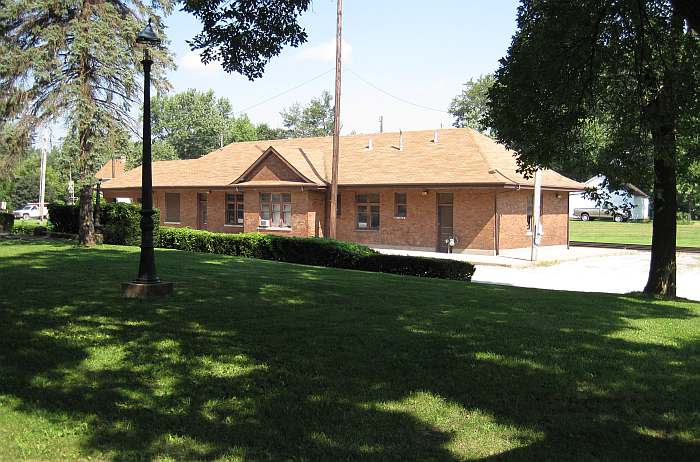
[1,240,699,461]
[570,220,700,247]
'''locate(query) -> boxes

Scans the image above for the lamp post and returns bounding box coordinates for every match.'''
[122,18,173,298]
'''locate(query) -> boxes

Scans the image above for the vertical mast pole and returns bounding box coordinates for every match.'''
[328,0,343,239]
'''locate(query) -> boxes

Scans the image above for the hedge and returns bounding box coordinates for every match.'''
[101,202,160,246]
[0,212,13,233]
[157,227,376,268]
[157,227,476,282]
[48,204,80,234]
[47,202,159,245]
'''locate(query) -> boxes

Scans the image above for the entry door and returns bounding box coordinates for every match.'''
[197,193,208,230]
[437,193,454,252]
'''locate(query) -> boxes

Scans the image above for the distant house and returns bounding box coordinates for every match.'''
[102,128,584,254]
[569,175,650,220]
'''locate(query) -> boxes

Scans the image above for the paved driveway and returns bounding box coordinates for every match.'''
[472,252,700,301]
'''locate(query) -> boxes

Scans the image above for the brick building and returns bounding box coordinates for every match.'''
[101,128,584,254]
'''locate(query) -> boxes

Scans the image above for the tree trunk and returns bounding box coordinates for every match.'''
[78,184,95,246]
[644,100,677,297]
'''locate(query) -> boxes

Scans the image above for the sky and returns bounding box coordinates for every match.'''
[163,0,521,135]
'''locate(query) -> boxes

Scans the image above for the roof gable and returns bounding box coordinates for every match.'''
[233,147,314,185]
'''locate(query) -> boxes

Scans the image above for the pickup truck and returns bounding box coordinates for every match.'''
[12,203,48,220]
[573,207,629,222]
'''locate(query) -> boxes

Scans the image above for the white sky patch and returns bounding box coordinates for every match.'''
[297,38,352,63]
[179,50,224,76]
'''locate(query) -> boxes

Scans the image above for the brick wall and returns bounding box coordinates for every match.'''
[496,190,568,249]
[104,186,570,251]
[336,189,498,252]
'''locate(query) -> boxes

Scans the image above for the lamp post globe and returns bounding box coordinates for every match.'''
[121,18,173,298]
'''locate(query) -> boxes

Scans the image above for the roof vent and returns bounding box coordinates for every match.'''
[399,130,404,151]
[368,138,373,151]
[433,130,439,144]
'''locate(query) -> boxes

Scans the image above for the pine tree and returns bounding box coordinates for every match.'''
[0,0,174,245]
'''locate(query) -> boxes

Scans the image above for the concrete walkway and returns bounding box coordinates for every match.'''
[374,246,700,301]
[374,245,635,267]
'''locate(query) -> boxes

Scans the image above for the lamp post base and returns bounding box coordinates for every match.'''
[121,281,174,299]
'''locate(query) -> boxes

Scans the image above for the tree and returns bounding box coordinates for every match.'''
[486,0,700,297]
[1,1,173,245]
[255,123,289,141]
[150,89,259,159]
[180,0,311,80]
[127,141,178,169]
[449,74,495,134]
[280,91,334,138]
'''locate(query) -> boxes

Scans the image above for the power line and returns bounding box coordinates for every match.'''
[346,68,451,114]
[237,68,335,114]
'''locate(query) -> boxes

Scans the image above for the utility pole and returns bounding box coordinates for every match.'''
[38,131,49,221]
[530,169,543,261]
[328,0,343,239]
[379,115,383,134]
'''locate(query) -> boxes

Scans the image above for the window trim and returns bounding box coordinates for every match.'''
[225,192,245,226]
[394,192,407,219]
[259,192,292,228]
[165,192,181,224]
[356,193,380,230]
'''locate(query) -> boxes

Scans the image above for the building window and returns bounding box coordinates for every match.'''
[226,193,244,225]
[165,192,180,223]
[260,192,292,228]
[336,193,341,217]
[356,193,380,229]
[394,192,407,218]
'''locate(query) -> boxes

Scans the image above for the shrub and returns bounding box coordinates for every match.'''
[48,204,80,234]
[156,227,476,282]
[47,202,159,243]
[157,228,374,266]
[101,203,159,246]
[32,226,48,236]
[356,254,476,281]
[0,212,13,233]
[11,220,47,236]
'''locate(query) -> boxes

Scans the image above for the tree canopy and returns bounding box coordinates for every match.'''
[180,0,311,80]
[0,0,174,244]
[448,74,495,135]
[486,0,700,296]
[280,91,334,138]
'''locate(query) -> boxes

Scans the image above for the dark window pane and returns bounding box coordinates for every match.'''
[395,192,406,205]
[368,193,380,203]
[396,205,407,218]
[357,205,368,228]
[356,194,367,204]
[438,193,453,205]
[336,194,341,217]
[371,205,380,228]
[236,193,244,203]
[281,193,291,202]
[261,193,271,202]
[165,193,180,222]
[271,193,280,202]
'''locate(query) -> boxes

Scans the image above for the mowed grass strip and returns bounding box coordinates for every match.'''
[570,220,700,247]
[0,240,699,461]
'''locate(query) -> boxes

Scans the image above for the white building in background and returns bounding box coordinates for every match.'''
[569,175,650,220]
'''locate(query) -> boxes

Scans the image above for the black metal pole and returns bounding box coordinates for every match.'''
[94,180,101,232]
[136,48,159,283]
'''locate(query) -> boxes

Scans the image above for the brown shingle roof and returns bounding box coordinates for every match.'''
[102,128,585,191]
[95,157,126,181]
